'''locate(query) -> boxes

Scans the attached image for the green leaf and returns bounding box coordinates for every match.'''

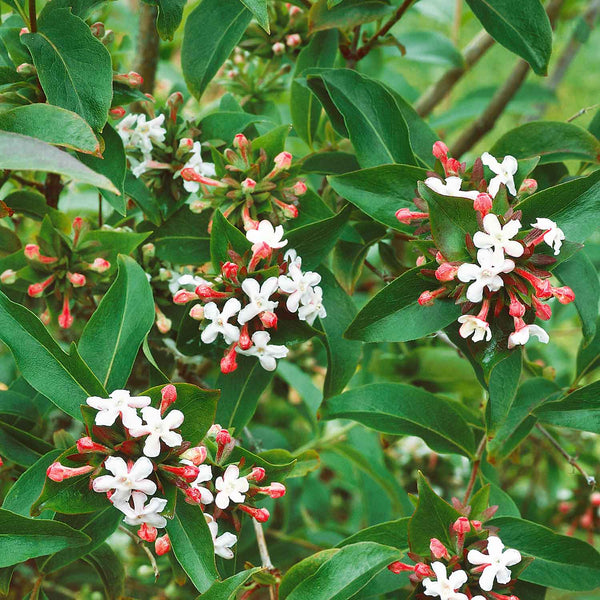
[83,543,125,600]
[0,509,90,568]
[489,516,600,590]
[21,7,112,132]
[195,568,262,600]
[2,189,71,231]
[554,250,599,343]
[408,472,461,555]
[239,0,268,31]
[516,170,600,245]
[215,356,274,432]
[282,542,400,600]
[308,0,395,33]
[0,131,118,193]
[78,124,127,215]
[535,380,600,434]
[487,377,560,461]
[0,423,49,467]
[279,549,339,599]
[79,255,155,391]
[78,229,150,264]
[156,0,187,40]
[486,348,522,434]
[336,518,409,551]
[41,507,122,573]
[142,383,219,445]
[328,165,427,232]
[419,181,479,261]
[166,497,219,593]
[464,0,552,75]
[319,268,362,398]
[306,69,417,168]
[0,290,106,419]
[181,0,251,99]
[324,383,476,457]
[345,265,462,342]
[0,104,100,154]
[200,110,272,144]
[210,209,251,271]
[291,29,339,148]
[576,316,600,379]
[400,31,464,67]
[490,121,600,164]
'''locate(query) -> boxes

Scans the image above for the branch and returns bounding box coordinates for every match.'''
[119,525,160,578]
[28,0,37,32]
[535,424,596,486]
[463,434,487,504]
[253,519,276,600]
[133,3,160,95]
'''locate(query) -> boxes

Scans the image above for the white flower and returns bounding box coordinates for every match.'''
[116,114,138,146]
[189,463,214,505]
[245,220,288,249]
[214,464,249,509]
[128,407,184,458]
[177,142,217,193]
[473,214,524,262]
[531,217,565,255]
[468,535,522,591]
[201,298,241,344]
[236,330,288,371]
[457,315,491,342]
[237,278,279,324]
[298,286,327,325]
[481,152,518,197]
[424,176,479,200]
[86,390,151,429]
[278,263,322,312]
[284,248,302,266]
[205,513,237,559]
[131,114,166,154]
[422,562,468,600]
[129,154,152,179]
[457,249,515,303]
[114,491,167,528]
[508,323,549,349]
[169,273,211,296]
[92,456,156,503]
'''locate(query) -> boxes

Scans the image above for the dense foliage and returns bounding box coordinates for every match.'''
[0,0,600,598]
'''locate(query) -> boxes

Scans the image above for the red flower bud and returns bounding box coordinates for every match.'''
[173,289,199,304]
[89,257,111,273]
[238,505,270,522]
[221,261,239,281]
[432,141,449,161]
[160,384,177,414]
[160,464,199,483]
[435,263,458,282]
[47,462,93,482]
[180,446,207,466]
[109,107,126,118]
[238,324,253,350]
[259,311,278,329]
[155,534,171,555]
[67,272,87,287]
[453,516,471,534]
[551,285,575,304]
[286,34,301,48]
[292,180,307,196]
[430,538,449,559]
[258,482,286,498]
[138,523,157,542]
[248,467,266,482]
[195,284,229,300]
[474,193,493,217]
[76,437,110,454]
[388,561,415,574]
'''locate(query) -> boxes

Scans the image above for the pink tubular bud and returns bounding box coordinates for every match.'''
[1,269,16,284]
[272,197,298,218]
[24,244,40,260]
[90,21,105,38]
[413,563,434,578]
[76,437,110,454]
[138,522,157,542]
[471,520,483,531]
[258,482,286,498]
[168,91,184,122]
[286,34,301,48]
[259,311,278,329]
[178,137,194,153]
[184,486,204,504]
[551,285,575,304]
[515,268,552,299]
[89,257,111,273]
[181,168,226,188]
[195,284,229,300]
[160,384,177,414]
[238,505,270,522]
[221,261,239,281]
[189,304,205,320]
[127,71,143,87]
[248,241,272,271]
[453,516,471,534]
[58,296,73,329]
[241,178,257,193]
[591,492,600,507]
[238,324,253,351]
[435,263,458,282]
[174,289,199,304]
[519,178,538,195]
[416,255,426,267]
[388,561,415,574]
[160,464,199,483]
[432,141,449,161]
[109,106,126,118]
[418,287,445,306]
[395,208,429,225]
[532,295,552,320]
[444,157,462,176]
[220,345,239,374]
[474,193,493,217]
[156,312,172,334]
[292,180,307,196]
[508,293,526,318]
[67,272,87,287]
[248,467,266,482]
[430,538,449,559]
[180,446,207,466]
[234,133,250,163]
[216,429,232,447]
[272,41,286,55]
[20,27,30,35]
[288,4,302,16]
[155,534,171,555]
[28,275,55,298]
[558,501,573,514]
[72,216,84,234]
[47,462,93,482]
[274,151,293,171]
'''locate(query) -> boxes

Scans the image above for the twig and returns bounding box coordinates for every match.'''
[28,0,37,32]
[567,104,600,122]
[98,192,103,228]
[253,519,276,600]
[452,0,462,46]
[119,524,160,578]
[414,30,494,118]
[266,529,326,552]
[535,424,596,486]
[364,259,389,282]
[463,434,487,504]
[133,3,160,95]
[6,172,45,191]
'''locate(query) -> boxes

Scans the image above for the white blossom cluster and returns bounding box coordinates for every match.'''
[116,113,167,178]
[174,140,217,193]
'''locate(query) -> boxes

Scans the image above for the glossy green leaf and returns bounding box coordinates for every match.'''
[486,348,522,434]
[0,509,90,568]
[200,111,272,144]
[155,0,187,40]
[324,383,476,457]
[21,6,112,131]
[0,423,48,467]
[306,69,417,168]
[84,543,125,600]
[210,209,251,270]
[279,549,339,599]
[166,498,219,593]
[0,104,100,154]
[308,0,394,33]
[336,518,409,551]
[489,516,600,590]
[181,0,251,99]
[0,290,106,419]
[79,255,155,391]
[345,265,462,342]
[400,31,464,67]
[0,131,118,193]
[196,568,262,600]
[490,121,600,164]
[576,316,600,379]
[239,0,268,31]
[328,164,427,231]
[465,0,552,75]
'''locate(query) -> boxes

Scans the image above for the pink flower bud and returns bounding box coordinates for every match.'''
[241,178,257,193]
[388,561,415,574]
[184,486,204,504]
[179,137,194,151]
[20,27,29,35]
[216,429,232,447]
[181,168,226,188]
[272,197,299,218]
[395,208,429,224]
[67,272,87,287]
[260,482,286,498]
[558,501,573,514]
[189,304,204,320]
[239,505,270,522]
[161,464,199,483]
[137,522,158,542]
[430,538,449,559]
[76,437,110,454]
[180,446,207,466]
[260,311,278,329]
[142,243,155,258]
[40,310,51,325]
[416,256,426,267]
[274,151,293,170]
[155,534,171,555]
[272,42,286,55]
[413,563,434,578]
[58,297,73,329]
[160,384,177,414]
[90,21,105,38]
[591,492,600,507]
[453,516,471,534]
[552,285,575,304]
[109,107,126,118]
[508,295,525,318]
[173,289,199,304]
[292,180,307,196]
[471,520,483,531]
[221,261,239,281]
[444,157,462,175]
[195,284,229,300]
[156,313,172,333]
[47,462,93,482]
[248,467,266,482]
[1,269,16,284]
[474,193,493,217]
[25,244,40,260]
[432,141,449,161]
[288,4,302,16]
[89,257,111,273]
[519,178,538,195]
[234,133,250,159]
[286,34,301,48]
[127,71,143,87]
[220,346,238,374]
[435,263,458,282]
[238,324,253,350]
[28,275,55,298]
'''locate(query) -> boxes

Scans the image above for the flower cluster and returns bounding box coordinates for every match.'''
[116,112,167,177]
[0,217,112,328]
[557,490,600,545]
[398,142,575,349]
[181,134,306,230]
[389,513,525,600]
[173,219,326,373]
[44,386,286,558]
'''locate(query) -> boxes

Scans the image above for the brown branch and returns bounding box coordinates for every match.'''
[44,172,63,208]
[463,434,487,505]
[133,3,160,95]
[119,525,160,578]
[28,0,37,32]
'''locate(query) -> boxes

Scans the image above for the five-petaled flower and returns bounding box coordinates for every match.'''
[457,249,515,303]
[201,298,241,345]
[467,535,522,591]
[205,513,238,559]
[128,407,185,458]
[531,217,565,255]
[457,315,492,343]
[473,214,524,262]
[237,278,279,324]
[425,176,479,200]
[114,491,168,528]
[278,262,321,312]
[507,320,549,349]
[214,464,250,509]
[92,456,156,503]
[245,220,288,250]
[188,463,214,504]
[236,330,288,371]
[422,562,468,600]
[87,390,151,429]
[298,286,327,325]
[481,152,518,197]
